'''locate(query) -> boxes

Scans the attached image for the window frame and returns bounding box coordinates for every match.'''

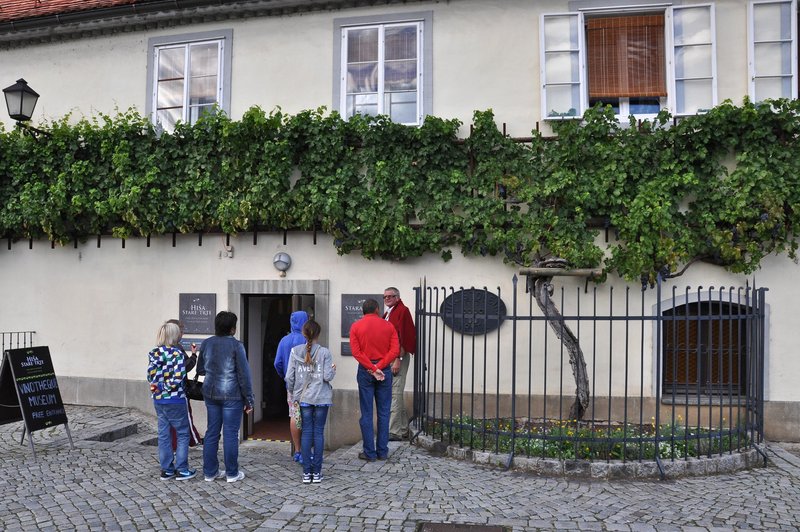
[333,11,433,126]
[541,4,717,120]
[145,29,233,131]
[748,0,798,102]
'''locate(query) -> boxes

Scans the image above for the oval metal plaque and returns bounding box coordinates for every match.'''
[439,289,506,335]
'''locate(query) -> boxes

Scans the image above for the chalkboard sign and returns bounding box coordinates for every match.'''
[0,346,68,432]
[341,294,383,337]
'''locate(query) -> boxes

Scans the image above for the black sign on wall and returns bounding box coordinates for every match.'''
[440,288,507,335]
[180,293,216,334]
[340,294,383,338]
[0,346,68,432]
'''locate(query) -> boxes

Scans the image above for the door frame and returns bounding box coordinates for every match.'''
[229,279,330,437]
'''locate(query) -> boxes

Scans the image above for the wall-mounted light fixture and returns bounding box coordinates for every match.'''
[3,78,49,138]
[273,252,292,277]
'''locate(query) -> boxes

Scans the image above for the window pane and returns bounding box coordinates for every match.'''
[347,63,379,93]
[347,93,378,118]
[189,104,215,124]
[386,91,417,123]
[189,75,217,106]
[347,28,379,62]
[544,15,578,51]
[628,97,662,114]
[673,7,711,46]
[157,108,181,130]
[545,51,579,84]
[589,97,620,114]
[675,44,712,79]
[676,79,712,114]
[158,47,185,80]
[157,79,184,109]
[545,84,580,117]
[754,42,791,77]
[190,42,219,77]
[385,60,417,91]
[755,77,792,101]
[753,2,792,41]
[385,25,417,61]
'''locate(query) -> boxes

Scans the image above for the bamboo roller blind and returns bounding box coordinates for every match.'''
[587,15,667,98]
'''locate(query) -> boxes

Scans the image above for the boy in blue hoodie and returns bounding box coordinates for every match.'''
[274,310,308,462]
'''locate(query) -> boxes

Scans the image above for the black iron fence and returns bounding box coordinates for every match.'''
[1,331,36,352]
[412,275,766,472]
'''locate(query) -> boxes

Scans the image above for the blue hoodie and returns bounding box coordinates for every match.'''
[274,311,309,380]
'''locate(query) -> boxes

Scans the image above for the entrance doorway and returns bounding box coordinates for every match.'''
[242,294,315,441]
[230,279,330,441]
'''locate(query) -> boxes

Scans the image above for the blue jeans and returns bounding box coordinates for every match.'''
[154,402,191,473]
[357,366,393,459]
[300,405,329,475]
[203,398,243,479]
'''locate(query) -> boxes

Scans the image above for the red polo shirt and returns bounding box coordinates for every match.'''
[349,313,400,372]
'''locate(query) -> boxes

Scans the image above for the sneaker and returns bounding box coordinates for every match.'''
[293,451,303,464]
[312,473,323,483]
[302,473,312,484]
[175,469,197,481]
[160,470,176,480]
[358,452,376,462]
[226,471,245,483]
[204,471,226,482]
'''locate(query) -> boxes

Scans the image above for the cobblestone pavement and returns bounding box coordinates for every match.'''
[2,405,800,531]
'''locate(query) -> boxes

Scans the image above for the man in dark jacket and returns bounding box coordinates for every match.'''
[274,310,309,462]
[383,287,416,440]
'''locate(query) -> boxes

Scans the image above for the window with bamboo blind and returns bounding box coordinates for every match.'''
[541,5,716,119]
[586,15,667,100]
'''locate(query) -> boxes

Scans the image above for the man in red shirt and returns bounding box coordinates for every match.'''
[349,298,399,461]
[383,287,416,441]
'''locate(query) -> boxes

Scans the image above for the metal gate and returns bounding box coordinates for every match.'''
[411,275,766,467]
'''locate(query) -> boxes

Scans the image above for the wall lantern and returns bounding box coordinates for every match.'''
[273,252,292,277]
[3,78,39,122]
[3,78,49,138]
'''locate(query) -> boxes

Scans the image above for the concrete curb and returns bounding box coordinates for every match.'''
[414,433,765,479]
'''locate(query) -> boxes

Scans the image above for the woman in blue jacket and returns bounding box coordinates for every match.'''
[198,311,255,483]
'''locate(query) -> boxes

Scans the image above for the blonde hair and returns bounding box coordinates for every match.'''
[302,320,321,365]
[157,322,182,347]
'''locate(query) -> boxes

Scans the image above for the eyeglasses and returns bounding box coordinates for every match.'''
[383,294,397,299]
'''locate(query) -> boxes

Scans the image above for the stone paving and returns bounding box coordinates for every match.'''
[1,405,800,531]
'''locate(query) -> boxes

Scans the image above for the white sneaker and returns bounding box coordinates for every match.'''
[204,471,226,482]
[226,471,245,483]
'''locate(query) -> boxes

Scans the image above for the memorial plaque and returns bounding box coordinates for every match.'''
[341,294,383,338]
[341,341,352,356]
[440,288,507,335]
[179,293,216,334]
[0,346,68,432]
